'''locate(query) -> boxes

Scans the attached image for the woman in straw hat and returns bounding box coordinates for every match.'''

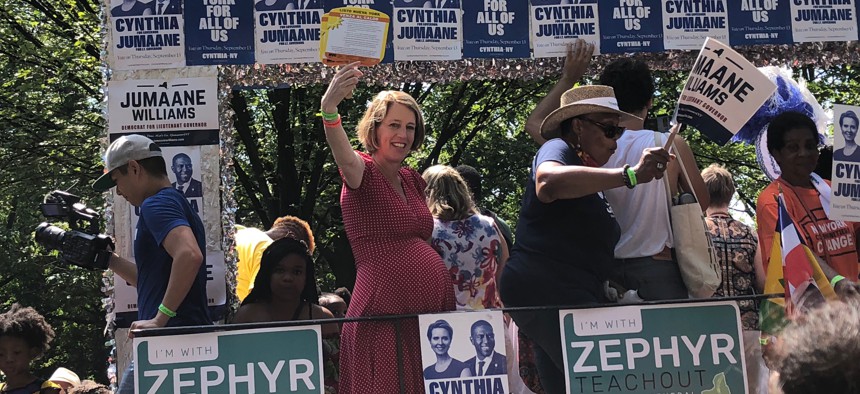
[499,83,671,392]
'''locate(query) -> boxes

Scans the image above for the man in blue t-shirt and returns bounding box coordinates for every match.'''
[93,134,211,393]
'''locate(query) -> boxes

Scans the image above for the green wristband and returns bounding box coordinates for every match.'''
[625,166,638,187]
[320,109,339,121]
[831,275,846,287]
[158,303,177,318]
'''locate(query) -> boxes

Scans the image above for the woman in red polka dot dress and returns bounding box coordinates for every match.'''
[321,62,456,393]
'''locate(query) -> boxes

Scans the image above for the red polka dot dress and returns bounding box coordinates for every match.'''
[338,152,455,393]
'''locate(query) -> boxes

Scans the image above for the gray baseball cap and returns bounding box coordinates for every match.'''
[93,135,163,192]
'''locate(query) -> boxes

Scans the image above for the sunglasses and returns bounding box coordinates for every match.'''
[578,117,625,139]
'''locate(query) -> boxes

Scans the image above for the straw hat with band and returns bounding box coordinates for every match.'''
[93,134,163,192]
[49,367,81,387]
[540,85,641,141]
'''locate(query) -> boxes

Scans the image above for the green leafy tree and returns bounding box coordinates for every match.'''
[0,0,107,382]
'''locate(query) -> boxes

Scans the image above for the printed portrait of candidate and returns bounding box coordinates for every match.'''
[171,153,203,198]
[111,0,153,17]
[834,110,860,162]
[464,320,506,376]
[394,0,459,8]
[255,0,320,11]
[423,320,470,380]
[149,0,180,15]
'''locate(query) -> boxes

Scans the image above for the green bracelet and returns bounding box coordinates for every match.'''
[320,109,339,121]
[831,275,846,287]
[625,166,638,188]
[158,303,177,318]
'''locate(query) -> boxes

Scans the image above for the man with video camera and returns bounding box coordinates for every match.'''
[92,135,211,393]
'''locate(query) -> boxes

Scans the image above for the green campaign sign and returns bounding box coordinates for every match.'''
[560,302,747,394]
[134,326,323,394]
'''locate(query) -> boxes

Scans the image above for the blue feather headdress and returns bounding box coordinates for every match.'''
[731,67,829,180]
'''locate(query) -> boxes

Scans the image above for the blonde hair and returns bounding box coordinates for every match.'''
[701,163,735,207]
[357,91,426,154]
[422,165,476,221]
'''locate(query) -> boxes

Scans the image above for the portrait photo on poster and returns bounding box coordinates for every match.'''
[393,0,459,8]
[166,146,203,198]
[255,0,320,11]
[110,0,153,17]
[418,311,507,380]
[833,105,860,162]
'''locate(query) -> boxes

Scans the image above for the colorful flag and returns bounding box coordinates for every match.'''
[760,192,837,335]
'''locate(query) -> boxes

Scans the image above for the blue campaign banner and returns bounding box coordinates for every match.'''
[324,0,393,63]
[598,0,664,53]
[462,0,530,58]
[185,0,255,64]
[727,0,793,46]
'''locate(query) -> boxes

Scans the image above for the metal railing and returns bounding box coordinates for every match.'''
[131,293,783,394]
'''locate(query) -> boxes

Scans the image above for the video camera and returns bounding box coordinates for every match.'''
[34,190,114,270]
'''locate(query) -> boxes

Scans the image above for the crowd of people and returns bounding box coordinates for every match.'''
[5,38,860,393]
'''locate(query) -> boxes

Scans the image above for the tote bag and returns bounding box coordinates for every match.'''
[657,133,721,298]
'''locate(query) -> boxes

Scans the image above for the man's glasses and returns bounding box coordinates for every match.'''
[578,117,625,140]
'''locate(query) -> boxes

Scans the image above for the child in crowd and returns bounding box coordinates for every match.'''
[0,304,61,394]
[318,293,347,319]
[232,237,336,331]
[232,237,339,392]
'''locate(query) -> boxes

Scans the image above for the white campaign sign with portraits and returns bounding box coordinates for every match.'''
[830,104,860,221]
[418,310,509,394]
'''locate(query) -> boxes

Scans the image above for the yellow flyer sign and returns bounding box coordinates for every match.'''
[320,7,389,66]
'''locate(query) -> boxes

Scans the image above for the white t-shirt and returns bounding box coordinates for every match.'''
[603,129,673,259]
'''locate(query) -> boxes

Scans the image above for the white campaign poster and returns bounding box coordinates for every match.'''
[661,0,728,50]
[392,0,462,61]
[108,0,185,69]
[107,77,219,138]
[418,310,509,394]
[530,0,601,58]
[254,0,323,64]
[114,251,227,313]
[790,0,858,42]
[675,38,776,145]
[830,104,860,220]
